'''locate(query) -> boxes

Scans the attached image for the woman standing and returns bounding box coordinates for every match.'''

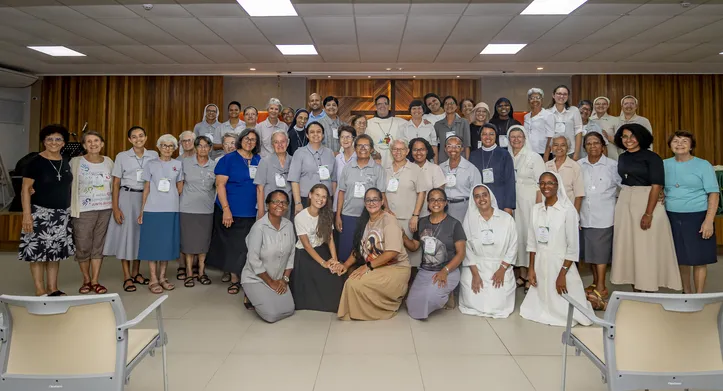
[619,95,653,134]
[104,126,157,292]
[242,106,259,132]
[408,138,446,218]
[458,185,517,318]
[403,189,466,319]
[548,85,583,160]
[336,134,387,262]
[579,132,620,309]
[180,135,216,287]
[460,98,476,123]
[334,126,357,213]
[440,136,481,223]
[434,96,471,162]
[241,190,296,323]
[137,134,184,294]
[507,125,545,291]
[664,131,719,293]
[520,172,592,327]
[590,96,621,160]
[318,96,346,153]
[524,88,554,161]
[289,122,336,215]
[255,131,292,219]
[545,136,585,212]
[469,102,490,153]
[287,109,309,156]
[19,125,75,296]
[337,188,411,320]
[468,123,516,215]
[220,101,245,134]
[207,128,262,294]
[577,100,604,160]
[422,93,446,124]
[281,107,295,125]
[291,184,345,312]
[70,131,114,294]
[489,97,521,148]
[350,115,367,135]
[610,124,681,292]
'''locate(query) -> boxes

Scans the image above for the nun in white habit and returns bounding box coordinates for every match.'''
[519,171,592,327]
[458,184,518,319]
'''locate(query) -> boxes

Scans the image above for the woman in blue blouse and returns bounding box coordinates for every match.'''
[664,131,719,293]
[206,128,262,294]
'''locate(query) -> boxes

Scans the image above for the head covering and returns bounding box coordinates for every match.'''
[473,102,489,115]
[202,104,219,123]
[619,95,638,117]
[290,108,310,130]
[540,171,576,215]
[593,96,610,106]
[491,97,514,121]
[462,184,499,255]
[506,124,529,156]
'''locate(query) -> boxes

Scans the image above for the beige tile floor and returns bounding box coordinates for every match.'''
[0,252,721,391]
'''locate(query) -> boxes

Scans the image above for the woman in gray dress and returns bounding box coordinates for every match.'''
[241,190,296,323]
[254,131,292,219]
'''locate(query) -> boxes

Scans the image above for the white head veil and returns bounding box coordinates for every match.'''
[506,124,530,156]
[202,104,219,123]
[619,95,638,117]
[540,171,578,219]
[462,184,498,237]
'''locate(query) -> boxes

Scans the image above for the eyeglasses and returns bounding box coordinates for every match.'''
[364,198,382,204]
[269,200,289,206]
[242,138,257,143]
[223,142,236,147]
[538,181,558,187]
[181,139,194,143]
[340,135,354,140]
[529,96,542,101]
[412,148,427,153]
[45,137,64,143]
[356,144,372,150]
[555,92,569,97]
[159,144,175,149]
[391,148,406,153]
[428,198,446,204]
[444,101,457,107]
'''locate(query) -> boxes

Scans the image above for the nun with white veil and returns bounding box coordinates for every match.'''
[507,125,545,290]
[458,184,518,319]
[519,171,592,327]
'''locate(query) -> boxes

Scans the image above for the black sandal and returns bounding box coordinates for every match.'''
[198,274,212,285]
[227,282,241,295]
[123,279,137,292]
[133,273,150,285]
[48,290,66,297]
[516,277,528,288]
[243,294,254,310]
[176,267,187,281]
[184,276,196,288]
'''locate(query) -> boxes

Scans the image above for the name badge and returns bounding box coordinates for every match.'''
[387,178,399,192]
[136,169,143,182]
[318,165,330,180]
[275,173,286,188]
[249,165,258,179]
[480,229,494,245]
[332,127,339,139]
[477,140,482,149]
[499,135,509,148]
[537,226,550,243]
[555,122,566,134]
[423,237,436,255]
[482,168,494,184]
[445,173,456,187]
[158,178,171,193]
[353,181,365,198]
[445,131,455,140]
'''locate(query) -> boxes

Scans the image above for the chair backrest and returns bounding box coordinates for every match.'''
[0,294,128,377]
[603,292,723,390]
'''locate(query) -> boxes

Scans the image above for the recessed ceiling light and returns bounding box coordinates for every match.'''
[276,45,317,55]
[385,68,392,71]
[249,68,256,71]
[456,76,460,78]
[327,76,331,78]
[412,76,416,78]
[236,0,297,16]
[537,67,544,70]
[480,44,527,55]
[720,52,723,55]
[521,0,587,15]
[397,67,403,71]
[368,76,371,78]
[27,46,85,57]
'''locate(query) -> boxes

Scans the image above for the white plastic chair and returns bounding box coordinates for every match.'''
[0,293,169,391]
[560,291,723,391]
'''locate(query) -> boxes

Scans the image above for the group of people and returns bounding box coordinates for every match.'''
[18,86,719,327]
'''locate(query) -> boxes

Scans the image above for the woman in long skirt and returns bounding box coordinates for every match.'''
[458,185,517,319]
[520,172,592,327]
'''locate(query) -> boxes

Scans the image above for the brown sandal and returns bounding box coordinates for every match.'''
[79,282,92,294]
[149,282,163,294]
[91,283,108,294]
[587,290,608,311]
[160,279,175,291]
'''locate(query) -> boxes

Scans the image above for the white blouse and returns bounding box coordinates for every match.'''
[524,109,555,155]
[579,156,621,229]
[463,208,518,267]
[513,151,546,189]
[550,106,583,155]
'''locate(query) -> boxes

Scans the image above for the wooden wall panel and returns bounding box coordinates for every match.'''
[571,75,723,164]
[41,76,224,159]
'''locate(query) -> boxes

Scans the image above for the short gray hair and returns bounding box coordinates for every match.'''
[157,134,178,150]
[551,134,568,147]
[271,130,288,142]
[267,97,283,110]
[222,132,239,144]
[527,88,544,99]
[390,138,408,149]
[179,130,195,141]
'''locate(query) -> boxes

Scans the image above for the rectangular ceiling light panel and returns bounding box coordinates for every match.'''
[27,46,86,57]
[236,0,297,16]
[521,0,588,15]
[480,44,527,55]
[276,45,317,55]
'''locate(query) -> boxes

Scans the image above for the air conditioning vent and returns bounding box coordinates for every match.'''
[0,67,37,88]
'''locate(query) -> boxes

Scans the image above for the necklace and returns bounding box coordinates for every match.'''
[47,158,63,181]
[375,120,394,144]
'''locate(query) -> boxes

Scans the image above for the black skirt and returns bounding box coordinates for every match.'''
[205,205,255,275]
[290,244,346,313]
[667,211,717,266]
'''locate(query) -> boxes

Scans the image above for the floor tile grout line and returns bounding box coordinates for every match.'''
[311,314,333,391]
[408,315,427,391]
[485,317,514,356]
[511,354,539,391]
[201,317,255,391]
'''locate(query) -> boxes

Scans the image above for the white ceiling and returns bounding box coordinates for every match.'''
[0,0,722,76]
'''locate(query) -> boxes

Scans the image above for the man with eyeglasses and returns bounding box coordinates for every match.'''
[177,131,196,161]
[366,94,407,168]
[194,104,222,159]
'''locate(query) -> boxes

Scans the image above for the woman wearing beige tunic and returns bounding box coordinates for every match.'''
[337,187,411,320]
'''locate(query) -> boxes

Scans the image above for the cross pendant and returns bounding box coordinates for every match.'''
[57,173,62,181]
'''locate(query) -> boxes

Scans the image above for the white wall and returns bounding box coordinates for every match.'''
[0,86,31,170]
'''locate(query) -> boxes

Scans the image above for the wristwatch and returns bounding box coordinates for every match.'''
[561,265,569,272]
[501,263,509,270]
[366,261,374,271]
[282,275,290,283]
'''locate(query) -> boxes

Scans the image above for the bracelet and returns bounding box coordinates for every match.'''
[444,266,450,273]
[501,263,509,270]
[644,213,652,217]
[295,202,302,205]
[222,205,230,210]
[412,214,419,217]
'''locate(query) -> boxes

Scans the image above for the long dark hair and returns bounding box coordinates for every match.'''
[308,183,334,243]
[351,187,384,264]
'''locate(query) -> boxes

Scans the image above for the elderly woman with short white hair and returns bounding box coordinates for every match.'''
[216,133,238,162]
[177,130,196,160]
[138,134,184,294]
[257,98,288,158]
[524,88,555,161]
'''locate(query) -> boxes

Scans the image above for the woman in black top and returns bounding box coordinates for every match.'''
[19,124,75,296]
[489,97,521,149]
[610,123,681,292]
[287,109,309,156]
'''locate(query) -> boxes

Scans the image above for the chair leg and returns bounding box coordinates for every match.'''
[161,343,169,391]
[561,337,568,391]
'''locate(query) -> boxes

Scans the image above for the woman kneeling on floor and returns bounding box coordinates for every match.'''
[241,190,296,323]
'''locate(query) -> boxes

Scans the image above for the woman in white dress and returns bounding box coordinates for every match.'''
[458,184,517,319]
[520,171,592,327]
[507,125,545,292]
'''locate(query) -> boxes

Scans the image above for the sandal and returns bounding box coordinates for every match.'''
[198,274,212,285]
[221,272,231,283]
[48,291,66,297]
[91,283,108,294]
[133,273,150,285]
[176,267,187,281]
[227,282,241,295]
[516,277,528,289]
[243,294,254,309]
[160,279,175,291]
[123,279,137,292]
[587,290,608,311]
[149,282,163,294]
[585,283,597,294]
[79,282,92,294]
[184,276,196,288]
